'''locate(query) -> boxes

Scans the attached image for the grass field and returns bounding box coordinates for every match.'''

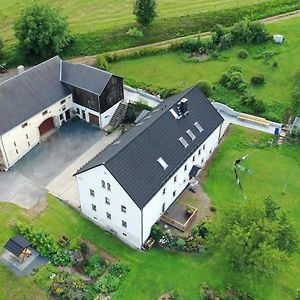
[110,16,300,121]
[0,0,271,44]
[0,126,300,299]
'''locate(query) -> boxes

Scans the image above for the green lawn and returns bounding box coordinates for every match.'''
[0,0,271,44]
[110,16,300,121]
[0,126,300,299]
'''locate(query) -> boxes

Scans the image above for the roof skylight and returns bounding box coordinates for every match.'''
[157,157,168,170]
[186,129,196,140]
[194,122,203,133]
[179,137,189,148]
[170,109,179,119]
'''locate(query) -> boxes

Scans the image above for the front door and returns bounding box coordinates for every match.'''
[39,118,54,136]
[89,113,99,127]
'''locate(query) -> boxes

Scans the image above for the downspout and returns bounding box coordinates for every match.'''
[141,208,144,249]
[218,123,223,144]
[98,95,102,128]
[0,135,10,170]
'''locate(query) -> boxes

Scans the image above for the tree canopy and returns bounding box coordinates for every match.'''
[133,0,157,26]
[205,196,298,276]
[14,4,72,57]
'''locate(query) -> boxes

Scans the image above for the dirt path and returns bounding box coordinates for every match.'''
[68,9,300,66]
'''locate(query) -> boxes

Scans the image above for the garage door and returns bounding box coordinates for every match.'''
[39,118,54,136]
[89,113,99,127]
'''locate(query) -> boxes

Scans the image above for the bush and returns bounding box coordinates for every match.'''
[94,274,120,294]
[84,254,108,277]
[196,80,213,97]
[170,289,183,300]
[227,72,244,90]
[96,54,109,71]
[0,36,3,57]
[151,224,164,241]
[237,82,248,94]
[273,60,278,68]
[211,24,227,45]
[109,262,131,279]
[219,33,233,50]
[14,3,72,57]
[241,93,266,113]
[34,264,57,289]
[251,74,265,85]
[238,49,249,59]
[126,27,144,38]
[51,249,71,266]
[263,50,275,64]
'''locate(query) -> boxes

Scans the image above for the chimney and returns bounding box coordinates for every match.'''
[17,65,25,74]
[180,98,188,116]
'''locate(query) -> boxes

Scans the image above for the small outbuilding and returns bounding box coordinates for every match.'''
[4,235,32,263]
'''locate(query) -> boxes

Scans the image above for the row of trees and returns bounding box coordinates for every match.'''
[1,0,157,59]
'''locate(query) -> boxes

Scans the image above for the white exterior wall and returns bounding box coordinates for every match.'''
[100,101,121,128]
[1,94,73,168]
[76,165,142,248]
[73,103,101,127]
[142,125,222,244]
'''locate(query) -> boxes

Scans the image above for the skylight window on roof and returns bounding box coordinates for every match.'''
[170,109,179,119]
[194,122,203,133]
[157,157,168,170]
[179,137,189,148]
[186,129,196,140]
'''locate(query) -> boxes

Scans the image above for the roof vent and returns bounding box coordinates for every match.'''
[179,137,189,148]
[194,122,203,133]
[157,157,168,170]
[186,129,196,140]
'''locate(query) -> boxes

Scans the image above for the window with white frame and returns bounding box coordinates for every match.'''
[107,183,111,191]
[121,205,126,213]
[101,180,105,188]
[198,149,201,155]
[90,189,95,197]
[105,197,110,205]
[92,204,97,211]
[174,176,177,182]
[122,220,127,228]
[173,190,176,197]
[106,212,111,219]
[163,187,166,195]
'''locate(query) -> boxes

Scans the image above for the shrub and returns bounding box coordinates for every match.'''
[96,54,109,71]
[238,49,249,59]
[263,50,275,64]
[240,93,266,113]
[126,27,144,38]
[219,33,233,50]
[237,82,248,94]
[151,224,164,241]
[84,254,107,276]
[51,249,71,266]
[251,74,265,85]
[253,98,266,113]
[209,206,217,213]
[170,289,183,300]
[0,36,3,57]
[273,60,278,68]
[109,262,131,279]
[94,274,120,294]
[211,24,227,45]
[227,72,244,90]
[196,80,213,97]
[34,264,57,289]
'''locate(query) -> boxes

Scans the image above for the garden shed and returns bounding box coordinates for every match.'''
[4,235,32,263]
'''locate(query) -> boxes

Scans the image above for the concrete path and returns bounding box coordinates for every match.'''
[46,128,121,208]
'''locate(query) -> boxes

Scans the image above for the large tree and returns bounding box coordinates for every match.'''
[14,4,72,57]
[205,197,298,276]
[133,0,157,26]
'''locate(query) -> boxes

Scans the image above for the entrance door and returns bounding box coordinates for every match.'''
[89,113,99,127]
[65,109,71,121]
[39,118,54,136]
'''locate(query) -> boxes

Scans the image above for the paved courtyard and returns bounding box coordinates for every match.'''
[0,119,120,209]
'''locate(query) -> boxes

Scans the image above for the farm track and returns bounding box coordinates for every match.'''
[68,9,300,66]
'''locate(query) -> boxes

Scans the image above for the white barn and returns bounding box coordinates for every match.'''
[0,56,124,171]
[75,86,224,249]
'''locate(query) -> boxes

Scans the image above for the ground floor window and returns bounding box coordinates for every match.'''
[92,204,96,211]
[106,212,111,219]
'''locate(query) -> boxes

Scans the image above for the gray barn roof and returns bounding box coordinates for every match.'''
[76,86,224,209]
[61,62,113,95]
[0,56,70,136]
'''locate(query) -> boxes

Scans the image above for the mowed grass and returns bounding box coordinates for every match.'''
[0,126,300,299]
[110,16,300,120]
[0,0,271,45]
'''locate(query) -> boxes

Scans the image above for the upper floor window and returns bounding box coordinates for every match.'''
[174,176,177,183]
[198,149,201,155]
[163,187,166,195]
[106,212,111,219]
[92,204,97,211]
[42,110,48,116]
[90,189,95,197]
[184,164,187,171]
[105,197,110,205]
[101,180,105,188]
[121,205,126,213]
[60,99,66,105]
[192,156,195,162]
[22,122,28,128]
[122,220,127,228]
[173,190,176,197]
[203,144,206,150]
[107,183,111,191]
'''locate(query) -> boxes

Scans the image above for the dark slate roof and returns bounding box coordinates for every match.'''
[189,165,201,177]
[0,56,70,136]
[61,62,116,95]
[76,86,224,209]
[4,235,32,257]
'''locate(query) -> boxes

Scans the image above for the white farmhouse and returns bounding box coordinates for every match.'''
[0,56,124,171]
[75,86,224,249]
